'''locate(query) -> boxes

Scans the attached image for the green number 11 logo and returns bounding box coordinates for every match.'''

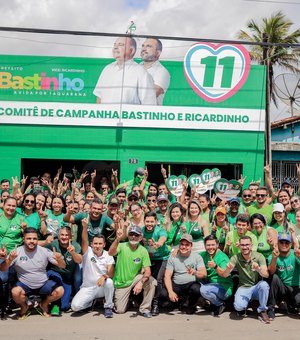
[184,43,250,103]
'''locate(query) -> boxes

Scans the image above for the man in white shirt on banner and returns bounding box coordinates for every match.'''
[93,36,156,105]
[140,37,170,105]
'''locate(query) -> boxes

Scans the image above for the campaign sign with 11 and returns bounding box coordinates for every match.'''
[166,175,187,197]
[214,179,242,200]
[188,168,221,194]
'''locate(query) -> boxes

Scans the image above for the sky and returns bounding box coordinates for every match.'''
[0,0,300,120]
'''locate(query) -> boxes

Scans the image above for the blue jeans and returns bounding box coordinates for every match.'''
[234,280,269,313]
[200,283,230,306]
[47,270,72,311]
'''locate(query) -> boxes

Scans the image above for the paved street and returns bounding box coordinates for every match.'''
[1,307,299,340]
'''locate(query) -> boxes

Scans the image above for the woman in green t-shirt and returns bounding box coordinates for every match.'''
[250,213,277,258]
[211,206,231,250]
[164,202,185,249]
[184,199,209,253]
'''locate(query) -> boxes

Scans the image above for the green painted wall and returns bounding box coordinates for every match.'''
[0,124,264,185]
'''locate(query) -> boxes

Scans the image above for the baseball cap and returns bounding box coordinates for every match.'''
[215,206,227,215]
[180,234,193,243]
[157,194,169,202]
[273,203,285,213]
[108,197,119,206]
[281,179,292,187]
[128,192,139,199]
[278,232,291,243]
[229,197,240,205]
[128,225,143,236]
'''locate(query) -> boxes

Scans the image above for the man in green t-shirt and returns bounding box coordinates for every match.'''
[222,235,271,324]
[45,226,82,314]
[141,211,170,316]
[108,225,156,318]
[224,214,257,257]
[247,187,273,224]
[63,199,114,245]
[200,235,233,316]
[267,232,300,319]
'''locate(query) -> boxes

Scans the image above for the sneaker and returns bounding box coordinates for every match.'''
[104,308,113,318]
[50,305,60,317]
[258,311,270,324]
[142,311,152,318]
[212,303,226,317]
[267,308,275,321]
[287,306,298,315]
[151,305,159,316]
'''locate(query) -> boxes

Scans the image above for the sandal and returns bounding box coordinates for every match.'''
[35,306,50,318]
[18,309,31,320]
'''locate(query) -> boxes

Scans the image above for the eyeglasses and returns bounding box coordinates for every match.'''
[240,244,251,247]
[243,195,252,198]
[291,199,299,204]
[256,194,266,197]
[128,197,138,201]
[25,200,35,204]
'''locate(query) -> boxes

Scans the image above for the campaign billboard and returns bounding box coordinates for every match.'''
[0,37,266,131]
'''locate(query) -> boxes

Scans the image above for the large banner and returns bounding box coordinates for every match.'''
[0,38,266,131]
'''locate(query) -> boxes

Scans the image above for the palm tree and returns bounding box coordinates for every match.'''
[237,11,300,105]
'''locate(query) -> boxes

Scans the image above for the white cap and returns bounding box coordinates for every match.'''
[272,203,285,213]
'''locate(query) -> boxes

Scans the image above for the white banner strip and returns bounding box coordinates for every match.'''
[0,101,265,132]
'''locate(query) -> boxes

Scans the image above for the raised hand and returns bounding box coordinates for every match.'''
[67,239,75,254]
[116,224,124,241]
[161,164,167,178]
[0,244,8,259]
[9,245,18,261]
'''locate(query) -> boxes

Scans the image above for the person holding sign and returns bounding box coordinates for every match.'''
[0,227,65,319]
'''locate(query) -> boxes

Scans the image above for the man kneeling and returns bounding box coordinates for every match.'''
[71,218,115,318]
[0,228,65,319]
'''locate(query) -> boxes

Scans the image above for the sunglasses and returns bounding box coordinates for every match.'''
[256,194,266,197]
[25,200,35,204]
[243,195,252,198]
[128,197,138,201]
[279,240,290,245]
[128,233,140,237]
[147,199,156,202]
[291,199,299,204]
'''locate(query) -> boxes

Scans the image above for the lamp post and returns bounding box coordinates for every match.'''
[262,33,272,169]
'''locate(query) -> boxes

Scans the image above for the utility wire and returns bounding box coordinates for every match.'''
[0,26,299,48]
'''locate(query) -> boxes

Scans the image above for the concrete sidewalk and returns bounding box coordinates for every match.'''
[0,307,299,340]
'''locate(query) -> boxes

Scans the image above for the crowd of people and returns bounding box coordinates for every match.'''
[0,164,299,324]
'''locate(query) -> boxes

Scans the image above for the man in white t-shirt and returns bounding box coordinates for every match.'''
[71,217,115,318]
[140,38,170,105]
[93,36,156,105]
